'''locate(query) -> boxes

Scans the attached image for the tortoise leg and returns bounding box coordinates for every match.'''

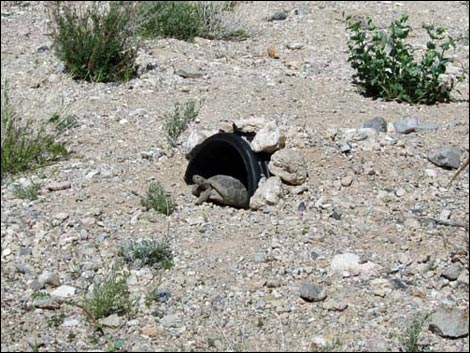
[196,188,212,205]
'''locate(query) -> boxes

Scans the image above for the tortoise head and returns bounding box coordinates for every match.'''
[192,174,206,185]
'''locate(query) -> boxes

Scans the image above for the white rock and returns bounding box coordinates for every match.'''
[330,253,360,275]
[54,213,69,221]
[342,128,358,142]
[62,319,80,327]
[286,42,305,50]
[232,117,267,133]
[269,149,308,185]
[100,314,123,328]
[370,278,393,297]
[46,181,71,192]
[251,122,286,153]
[250,177,283,210]
[341,176,353,187]
[359,261,382,279]
[183,129,216,153]
[425,169,438,178]
[51,285,76,299]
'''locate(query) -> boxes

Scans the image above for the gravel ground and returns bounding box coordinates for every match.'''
[1,1,469,352]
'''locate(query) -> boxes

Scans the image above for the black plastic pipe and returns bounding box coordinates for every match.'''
[184,133,271,196]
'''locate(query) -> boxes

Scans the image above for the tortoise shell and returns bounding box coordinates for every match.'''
[192,175,249,208]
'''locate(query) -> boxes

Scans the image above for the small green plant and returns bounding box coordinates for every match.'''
[144,288,158,308]
[163,99,201,147]
[51,2,138,82]
[47,313,65,328]
[399,314,428,352]
[48,112,79,133]
[141,181,176,215]
[82,268,132,320]
[30,290,50,301]
[107,338,127,352]
[28,335,42,352]
[13,179,43,200]
[119,238,173,270]
[346,14,466,104]
[1,81,68,181]
[426,259,437,272]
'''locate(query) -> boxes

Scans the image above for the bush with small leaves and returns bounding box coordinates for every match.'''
[119,238,173,270]
[141,181,176,215]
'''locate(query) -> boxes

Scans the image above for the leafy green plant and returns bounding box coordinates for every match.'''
[82,268,132,320]
[141,181,175,215]
[163,99,201,147]
[119,238,173,270]
[1,81,68,181]
[51,2,138,82]
[346,14,466,104]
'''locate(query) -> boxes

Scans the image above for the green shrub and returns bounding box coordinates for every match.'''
[346,14,466,104]
[51,2,138,82]
[1,82,68,181]
[119,238,173,270]
[83,268,132,319]
[163,100,200,147]
[141,181,176,215]
[137,1,247,41]
[399,314,428,352]
[138,1,201,41]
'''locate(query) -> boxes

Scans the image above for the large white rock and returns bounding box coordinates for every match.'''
[330,253,360,275]
[51,285,76,299]
[183,129,217,153]
[250,176,283,210]
[232,117,268,133]
[268,149,308,185]
[251,122,286,153]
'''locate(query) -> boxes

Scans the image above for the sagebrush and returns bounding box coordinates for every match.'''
[137,1,247,41]
[51,1,139,82]
[119,238,173,270]
[163,100,201,147]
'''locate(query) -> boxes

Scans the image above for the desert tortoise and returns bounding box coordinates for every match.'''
[192,174,249,208]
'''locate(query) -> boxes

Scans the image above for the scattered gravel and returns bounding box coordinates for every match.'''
[1,1,469,352]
